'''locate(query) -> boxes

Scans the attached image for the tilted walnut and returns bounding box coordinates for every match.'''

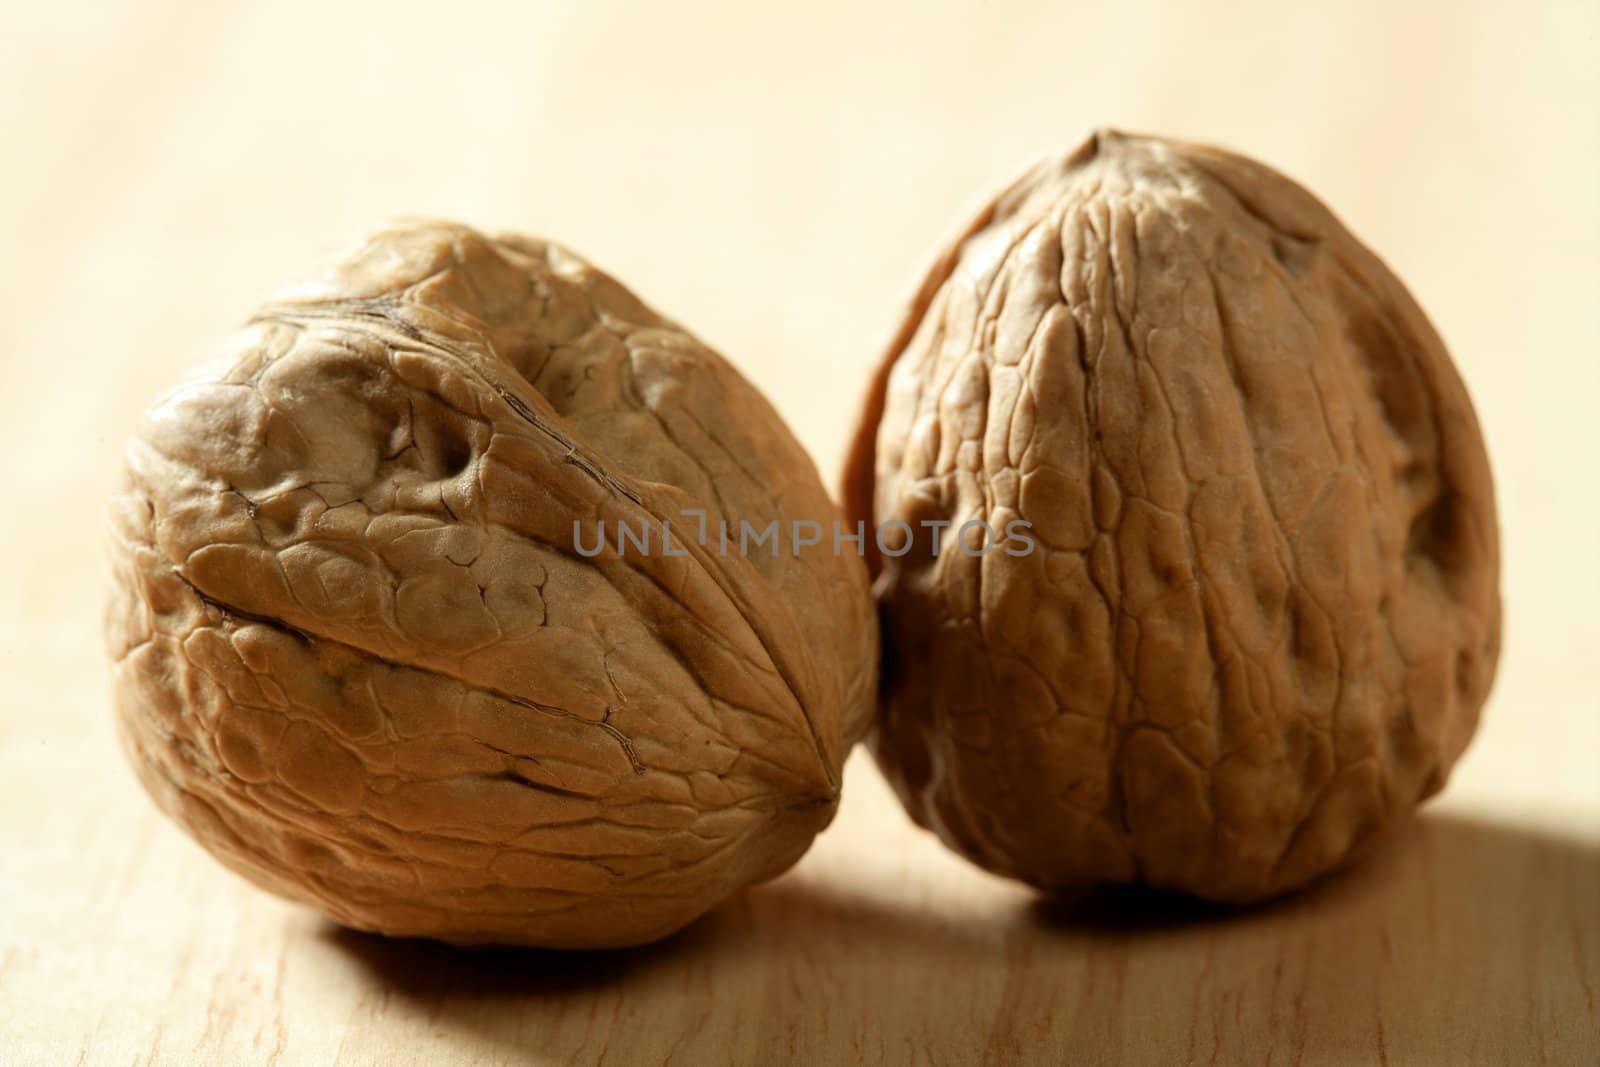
[107,221,876,948]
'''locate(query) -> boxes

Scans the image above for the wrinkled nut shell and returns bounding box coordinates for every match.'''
[107,221,876,948]
[844,131,1500,901]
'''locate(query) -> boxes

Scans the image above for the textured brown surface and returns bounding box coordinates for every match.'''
[105,221,876,948]
[6,3,1596,1062]
[846,131,1501,901]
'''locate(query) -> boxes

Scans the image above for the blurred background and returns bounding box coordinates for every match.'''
[2,1,1595,1063]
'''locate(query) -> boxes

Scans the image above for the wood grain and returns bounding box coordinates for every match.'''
[1,1,1596,1063]
[3,746,1596,1066]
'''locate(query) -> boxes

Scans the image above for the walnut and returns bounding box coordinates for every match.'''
[106,221,876,948]
[843,131,1500,901]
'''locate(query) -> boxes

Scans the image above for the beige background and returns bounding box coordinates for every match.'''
[2,1,1596,1063]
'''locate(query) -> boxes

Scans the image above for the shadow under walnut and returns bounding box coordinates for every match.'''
[320,812,1599,1065]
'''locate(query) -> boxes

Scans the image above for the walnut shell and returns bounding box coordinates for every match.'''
[844,131,1500,901]
[107,221,876,948]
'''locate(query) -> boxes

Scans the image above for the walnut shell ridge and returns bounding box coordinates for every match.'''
[107,221,877,948]
[844,131,1500,901]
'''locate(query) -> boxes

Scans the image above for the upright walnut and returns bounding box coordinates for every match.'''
[107,221,876,948]
[844,131,1500,901]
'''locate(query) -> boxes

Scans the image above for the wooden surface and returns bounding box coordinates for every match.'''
[2,2,1596,1064]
